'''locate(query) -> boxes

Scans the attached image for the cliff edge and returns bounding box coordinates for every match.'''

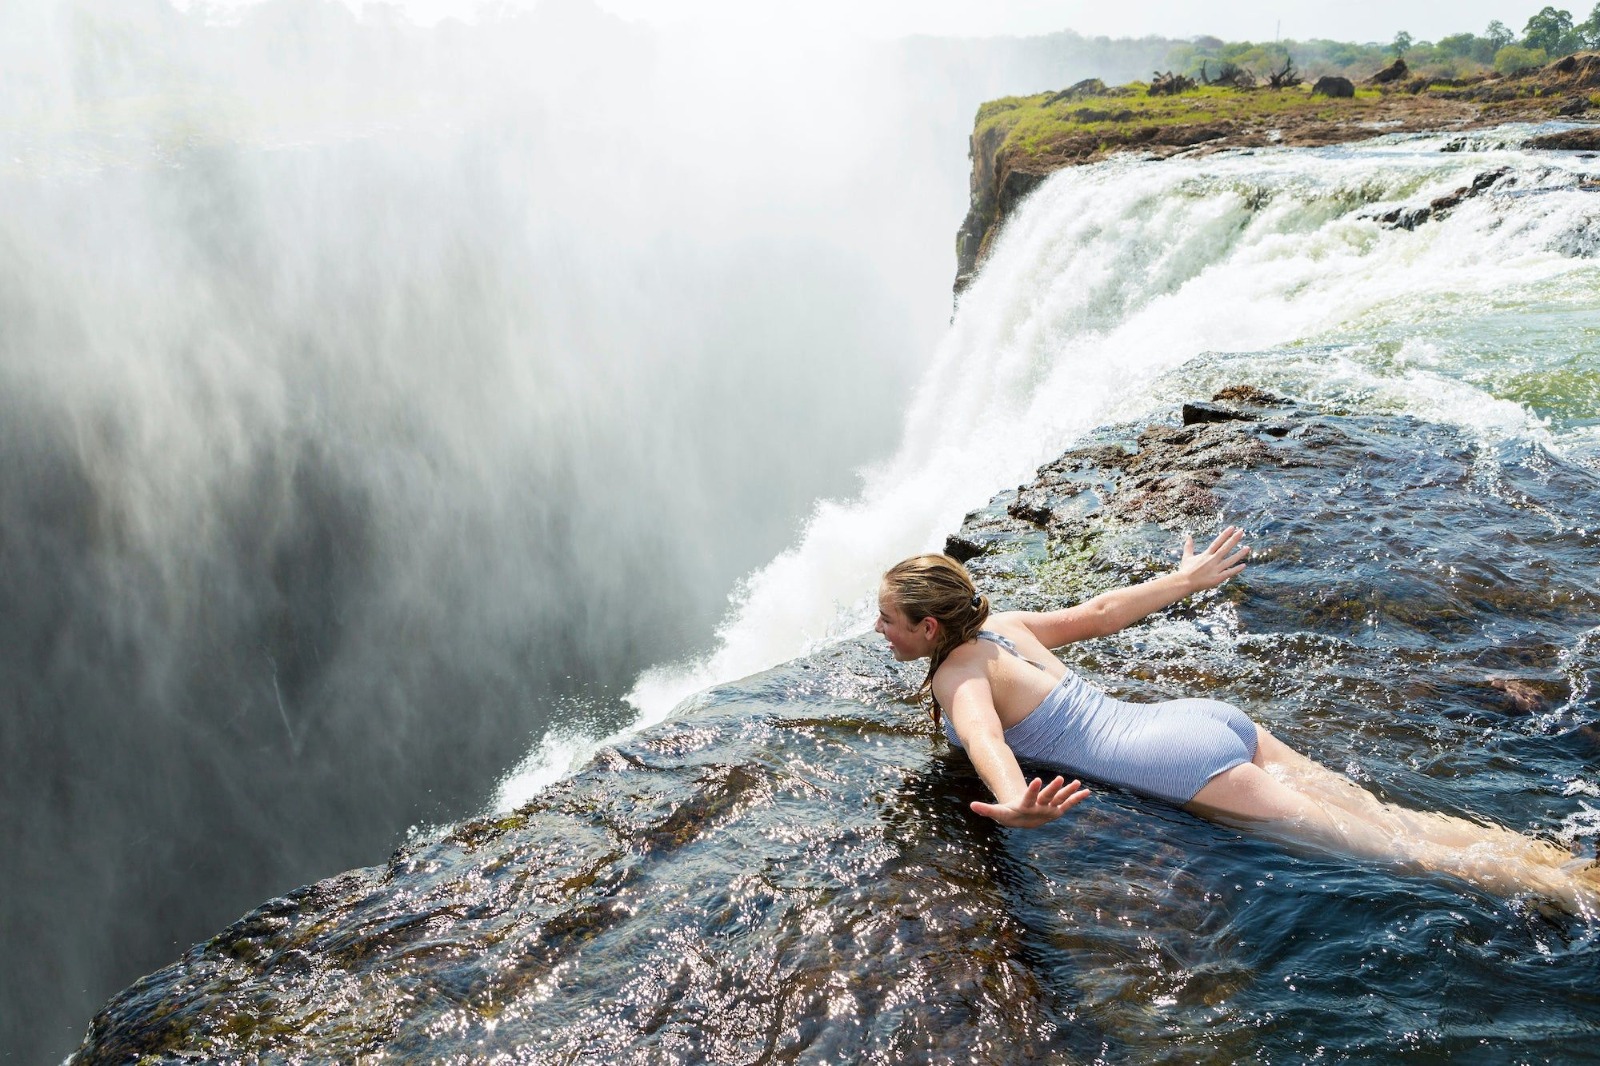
[955,52,1600,292]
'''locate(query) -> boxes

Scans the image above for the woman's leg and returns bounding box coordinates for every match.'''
[1251,726,1573,866]
[1187,734,1597,911]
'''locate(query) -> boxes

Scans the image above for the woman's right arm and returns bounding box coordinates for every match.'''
[936,668,1089,828]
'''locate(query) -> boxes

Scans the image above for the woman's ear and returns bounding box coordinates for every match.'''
[919,616,939,641]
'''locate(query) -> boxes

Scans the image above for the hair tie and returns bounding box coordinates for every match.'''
[970,593,982,610]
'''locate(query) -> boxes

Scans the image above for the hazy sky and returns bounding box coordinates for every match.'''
[190,0,1571,44]
[587,1,1565,43]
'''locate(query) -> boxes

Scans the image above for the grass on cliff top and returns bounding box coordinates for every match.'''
[975,83,1384,159]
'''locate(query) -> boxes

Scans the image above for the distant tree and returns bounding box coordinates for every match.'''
[1486,19,1515,50]
[1495,43,1549,72]
[1579,3,1600,47]
[1193,35,1224,50]
[1522,6,1578,54]
[1392,30,1413,56]
[1435,32,1476,58]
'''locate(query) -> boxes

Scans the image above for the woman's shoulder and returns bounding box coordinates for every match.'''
[982,611,1038,641]
[935,633,997,681]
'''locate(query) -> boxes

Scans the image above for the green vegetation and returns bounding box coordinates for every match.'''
[1156,6,1600,86]
[1495,44,1550,73]
[973,83,1382,163]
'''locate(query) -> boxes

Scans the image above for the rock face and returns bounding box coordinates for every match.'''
[71,385,1600,1063]
[1312,75,1356,98]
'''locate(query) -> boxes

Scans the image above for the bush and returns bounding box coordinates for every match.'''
[1495,44,1548,74]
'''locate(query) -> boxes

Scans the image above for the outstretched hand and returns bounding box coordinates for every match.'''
[970,776,1090,829]
[1178,525,1250,591]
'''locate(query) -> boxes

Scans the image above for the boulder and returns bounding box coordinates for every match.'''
[1368,58,1409,85]
[1312,75,1355,98]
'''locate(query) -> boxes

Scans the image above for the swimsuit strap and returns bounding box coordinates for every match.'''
[976,630,1054,674]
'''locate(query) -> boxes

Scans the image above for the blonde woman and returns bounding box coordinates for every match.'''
[876,530,1597,910]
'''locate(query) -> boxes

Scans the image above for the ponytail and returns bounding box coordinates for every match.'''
[881,554,989,726]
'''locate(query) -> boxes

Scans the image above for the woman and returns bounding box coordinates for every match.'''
[877,528,1598,911]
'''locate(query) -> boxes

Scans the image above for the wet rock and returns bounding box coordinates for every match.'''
[1212,385,1288,408]
[1375,168,1510,229]
[1488,677,1562,714]
[1182,401,1259,426]
[1524,126,1600,151]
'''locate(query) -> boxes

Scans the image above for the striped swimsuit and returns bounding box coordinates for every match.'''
[941,630,1259,806]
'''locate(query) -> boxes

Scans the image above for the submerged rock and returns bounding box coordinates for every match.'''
[72,388,1600,1064]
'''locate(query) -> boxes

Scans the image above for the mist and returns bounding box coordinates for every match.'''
[0,1,1166,1059]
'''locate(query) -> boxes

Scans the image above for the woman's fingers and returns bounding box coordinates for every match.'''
[1201,525,1240,555]
[971,779,1092,826]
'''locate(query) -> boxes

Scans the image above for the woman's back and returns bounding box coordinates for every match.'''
[937,612,1067,729]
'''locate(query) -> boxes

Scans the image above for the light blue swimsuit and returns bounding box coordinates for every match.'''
[941,630,1259,806]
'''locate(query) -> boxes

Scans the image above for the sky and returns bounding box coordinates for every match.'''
[586,0,1565,43]
[189,0,1572,44]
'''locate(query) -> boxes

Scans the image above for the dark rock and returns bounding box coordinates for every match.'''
[1312,76,1355,98]
[1379,205,1433,230]
[1368,58,1409,85]
[1045,78,1111,104]
[1376,168,1509,230]
[1212,385,1288,407]
[943,531,989,561]
[1182,402,1259,426]
[73,384,1600,1063]
[1524,126,1600,151]
[1559,95,1591,116]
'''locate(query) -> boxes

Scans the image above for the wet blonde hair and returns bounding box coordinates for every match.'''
[881,554,990,726]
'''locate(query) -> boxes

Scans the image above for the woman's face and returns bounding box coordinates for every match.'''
[875,589,935,661]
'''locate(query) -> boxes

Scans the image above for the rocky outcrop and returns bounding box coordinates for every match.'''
[1371,166,1513,230]
[1367,58,1409,85]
